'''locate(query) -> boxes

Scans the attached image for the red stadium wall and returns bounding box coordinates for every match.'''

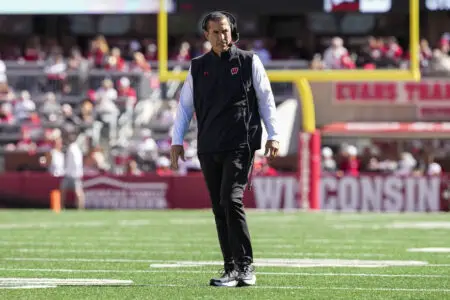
[0,172,448,212]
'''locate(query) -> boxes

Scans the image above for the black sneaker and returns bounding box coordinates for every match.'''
[209,268,239,287]
[237,264,256,286]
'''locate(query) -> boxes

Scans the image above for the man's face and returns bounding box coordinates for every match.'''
[204,17,232,53]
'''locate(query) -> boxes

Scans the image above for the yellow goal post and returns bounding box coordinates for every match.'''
[157,0,420,133]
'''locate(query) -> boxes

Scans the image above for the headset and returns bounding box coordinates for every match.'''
[202,11,255,190]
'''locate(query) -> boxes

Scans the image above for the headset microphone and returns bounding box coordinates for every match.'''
[233,33,240,44]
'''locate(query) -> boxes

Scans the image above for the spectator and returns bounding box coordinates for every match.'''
[14,91,36,122]
[438,34,449,55]
[419,38,433,68]
[338,145,359,176]
[45,136,65,177]
[310,54,325,70]
[126,159,143,176]
[132,128,158,164]
[202,41,212,54]
[61,104,82,126]
[0,102,14,124]
[153,100,177,128]
[93,95,119,145]
[79,99,95,125]
[88,35,109,68]
[67,47,88,71]
[105,47,126,71]
[16,128,36,152]
[60,130,85,209]
[323,37,348,69]
[396,152,417,175]
[0,81,14,101]
[252,40,271,64]
[84,146,109,175]
[95,78,118,102]
[144,41,158,61]
[0,56,6,81]
[322,147,336,172]
[44,54,67,92]
[253,156,278,176]
[117,77,137,107]
[177,148,201,175]
[23,36,43,61]
[175,41,191,62]
[128,40,142,58]
[429,49,450,72]
[156,156,172,176]
[39,92,62,123]
[37,129,55,152]
[131,52,151,72]
[415,152,442,176]
[340,53,356,69]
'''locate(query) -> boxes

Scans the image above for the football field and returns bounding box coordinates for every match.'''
[0,209,449,299]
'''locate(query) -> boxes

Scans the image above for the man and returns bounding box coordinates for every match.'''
[170,11,279,287]
[60,130,85,209]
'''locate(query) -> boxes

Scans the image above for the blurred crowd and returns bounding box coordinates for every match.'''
[0,32,450,176]
[310,34,450,72]
[322,142,444,177]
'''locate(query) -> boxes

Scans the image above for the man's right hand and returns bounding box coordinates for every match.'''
[170,145,185,170]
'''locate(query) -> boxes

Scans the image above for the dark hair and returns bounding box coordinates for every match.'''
[203,12,230,31]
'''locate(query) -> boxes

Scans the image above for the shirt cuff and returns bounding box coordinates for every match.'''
[267,133,280,142]
[171,137,184,146]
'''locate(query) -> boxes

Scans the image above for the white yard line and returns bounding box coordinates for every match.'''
[255,286,450,292]
[0,268,448,278]
[105,283,450,293]
[0,216,306,230]
[0,236,389,249]
[306,238,441,245]
[2,257,165,263]
[0,241,215,248]
[0,278,133,286]
[1,257,431,268]
[0,285,56,289]
[408,248,450,253]
[0,221,107,229]
[0,240,390,251]
[11,248,388,258]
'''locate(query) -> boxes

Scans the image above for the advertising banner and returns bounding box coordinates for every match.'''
[0,172,447,212]
[321,175,444,212]
[333,80,450,104]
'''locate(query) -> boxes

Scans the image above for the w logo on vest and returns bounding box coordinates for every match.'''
[231,67,239,75]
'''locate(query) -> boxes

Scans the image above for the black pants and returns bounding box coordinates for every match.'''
[198,149,254,267]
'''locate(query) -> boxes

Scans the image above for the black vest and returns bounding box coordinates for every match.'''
[191,45,262,154]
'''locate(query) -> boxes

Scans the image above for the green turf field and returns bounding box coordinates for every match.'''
[0,209,449,299]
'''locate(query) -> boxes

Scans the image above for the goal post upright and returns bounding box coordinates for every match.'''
[157,0,420,210]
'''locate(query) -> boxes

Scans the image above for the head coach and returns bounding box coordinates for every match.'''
[170,11,280,287]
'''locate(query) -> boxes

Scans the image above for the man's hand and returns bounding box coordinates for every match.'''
[264,140,280,159]
[170,145,185,170]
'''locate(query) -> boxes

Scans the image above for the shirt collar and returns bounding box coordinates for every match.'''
[209,44,238,61]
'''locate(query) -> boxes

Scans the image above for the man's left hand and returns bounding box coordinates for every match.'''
[264,140,279,159]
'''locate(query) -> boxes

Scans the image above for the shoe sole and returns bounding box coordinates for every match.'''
[209,279,239,287]
[237,275,256,287]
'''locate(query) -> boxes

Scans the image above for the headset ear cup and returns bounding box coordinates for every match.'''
[201,13,209,32]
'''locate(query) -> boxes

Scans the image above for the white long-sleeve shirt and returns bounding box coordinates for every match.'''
[65,142,83,179]
[171,54,279,145]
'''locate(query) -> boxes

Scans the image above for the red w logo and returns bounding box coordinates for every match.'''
[231,67,239,75]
